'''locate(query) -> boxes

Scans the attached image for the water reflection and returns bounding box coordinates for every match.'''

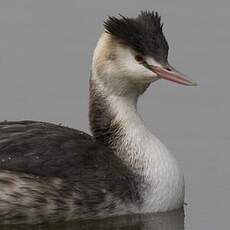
[1,209,184,230]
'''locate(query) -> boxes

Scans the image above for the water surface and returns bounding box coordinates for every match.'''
[1,210,184,230]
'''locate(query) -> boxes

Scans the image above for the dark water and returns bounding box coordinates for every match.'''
[1,209,184,230]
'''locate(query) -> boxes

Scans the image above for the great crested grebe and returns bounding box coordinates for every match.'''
[0,11,196,224]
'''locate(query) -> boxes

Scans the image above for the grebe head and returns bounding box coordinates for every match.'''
[92,11,197,96]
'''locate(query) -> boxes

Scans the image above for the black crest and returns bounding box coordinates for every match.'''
[104,11,169,63]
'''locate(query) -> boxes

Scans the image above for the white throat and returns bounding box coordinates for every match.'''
[90,77,184,212]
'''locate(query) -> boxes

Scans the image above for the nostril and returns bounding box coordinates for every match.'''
[166,67,172,71]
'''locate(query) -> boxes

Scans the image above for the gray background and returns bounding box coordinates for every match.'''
[0,0,229,229]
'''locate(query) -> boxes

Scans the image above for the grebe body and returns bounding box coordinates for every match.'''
[0,11,196,224]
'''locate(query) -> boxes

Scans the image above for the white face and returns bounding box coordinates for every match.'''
[92,33,163,84]
[113,45,162,83]
[92,33,197,91]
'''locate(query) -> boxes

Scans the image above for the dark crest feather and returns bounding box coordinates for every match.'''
[104,11,169,62]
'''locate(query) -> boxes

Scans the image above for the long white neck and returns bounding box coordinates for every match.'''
[89,76,184,212]
[90,77,170,176]
[90,76,184,212]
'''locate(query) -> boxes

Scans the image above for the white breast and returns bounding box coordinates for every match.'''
[140,135,185,212]
[109,94,185,212]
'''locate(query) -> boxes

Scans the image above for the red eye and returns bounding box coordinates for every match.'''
[135,55,144,63]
